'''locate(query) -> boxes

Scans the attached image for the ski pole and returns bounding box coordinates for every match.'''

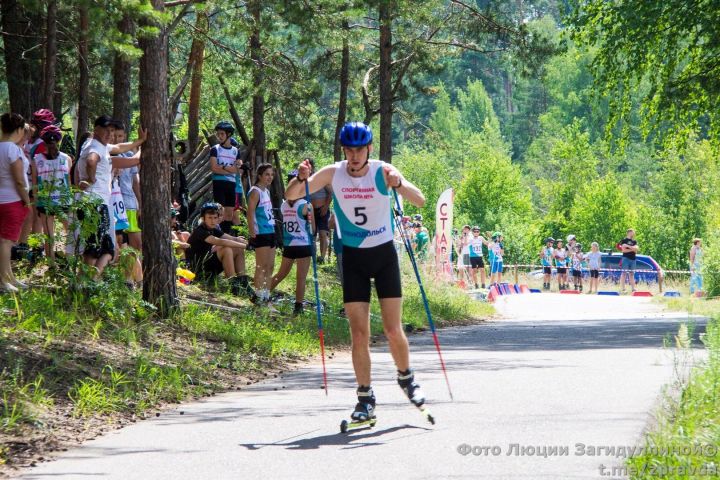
[305,180,329,395]
[391,189,454,401]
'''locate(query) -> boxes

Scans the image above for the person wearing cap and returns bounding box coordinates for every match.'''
[75,115,146,279]
[468,226,488,289]
[554,239,569,290]
[617,229,639,293]
[566,234,578,254]
[412,222,429,262]
[32,125,72,260]
[170,208,190,258]
[539,237,555,290]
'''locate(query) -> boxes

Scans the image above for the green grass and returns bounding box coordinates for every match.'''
[626,308,720,479]
[1,251,492,450]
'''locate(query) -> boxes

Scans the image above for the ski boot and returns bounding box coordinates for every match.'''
[398,369,435,425]
[340,386,377,433]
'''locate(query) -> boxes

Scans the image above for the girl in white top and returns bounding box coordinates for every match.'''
[247,163,277,303]
[270,171,314,314]
[32,125,72,260]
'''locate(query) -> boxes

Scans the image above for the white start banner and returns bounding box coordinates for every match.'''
[434,188,454,280]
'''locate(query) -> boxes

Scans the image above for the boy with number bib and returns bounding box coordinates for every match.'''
[271,170,314,316]
[285,122,427,424]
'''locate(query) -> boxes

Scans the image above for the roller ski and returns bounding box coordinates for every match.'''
[340,386,377,433]
[398,369,435,425]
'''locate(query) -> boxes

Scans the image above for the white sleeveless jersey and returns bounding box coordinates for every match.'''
[211,144,239,182]
[331,160,393,248]
[281,199,311,247]
[35,152,70,205]
[111,177,129,229]
[77,138,112,204]
[248,185,276,234]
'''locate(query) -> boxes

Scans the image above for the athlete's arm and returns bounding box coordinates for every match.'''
[285,160,335,201]
[382,164,425,207]
[111,149,140,169]
[79,152,99,191]
[205,235,247,248]
[109,127,147,155]
[246,190,259,238]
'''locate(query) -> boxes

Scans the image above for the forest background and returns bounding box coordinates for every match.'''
[2,0,719,297]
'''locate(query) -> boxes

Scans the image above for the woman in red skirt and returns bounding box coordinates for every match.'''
[0,113,32,293]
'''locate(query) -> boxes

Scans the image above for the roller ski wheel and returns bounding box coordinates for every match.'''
[340,417,377,433]
[419,405,435,425]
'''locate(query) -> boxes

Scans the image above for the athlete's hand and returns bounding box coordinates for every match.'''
[137,126,148,144]
[383,165,403,188]
[297,159,311,181]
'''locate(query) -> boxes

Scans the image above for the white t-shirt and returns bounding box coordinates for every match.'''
[0,142,29,204]
[77,139,112,204]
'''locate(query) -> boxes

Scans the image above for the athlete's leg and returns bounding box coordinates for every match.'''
[294,257,310,303]
[270,256,293,291]
[233,246,246,276]
[379,297,409,372]
[346,301,372,386]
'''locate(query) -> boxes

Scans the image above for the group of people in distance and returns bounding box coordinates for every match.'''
[538,229,640,294]
[454,226,505,289]
[0,109,145,292]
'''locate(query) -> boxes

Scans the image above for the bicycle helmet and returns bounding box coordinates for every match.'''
[413,214,423,221]
[214,121,235,137]
[545,237,555,244]
[339,122,373,147]
[40,125,62,143]
[31,108,56,127]
[287,169,299,183]
[200,202,221,216]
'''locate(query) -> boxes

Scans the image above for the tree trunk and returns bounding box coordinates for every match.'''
[1,1,43,118]
[112,15,134,130]
[77,3,90,148]
[187,6,208,153]
[139,0,177,314]
[250,0,265,153]
[42,0,58,110]
[378,2,393,163]
[333,22,350,162]
[218,76,250,146]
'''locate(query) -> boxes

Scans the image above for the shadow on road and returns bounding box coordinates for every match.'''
[239,424,431,450]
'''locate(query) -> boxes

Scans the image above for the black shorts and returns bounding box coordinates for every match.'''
[84,204,115,259]
[193,252,224,278]
[283,245,312,259]
[470,257,484,268]
[313,207,330,232]
[557,267,567,274]
[342,241,402,303]
[212,179,237,207]
[590,269,599,279]
[572,269,582,278]
[250,233,276,249]
[543,266,552,275]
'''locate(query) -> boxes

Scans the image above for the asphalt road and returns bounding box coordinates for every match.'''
[21,294,707,480]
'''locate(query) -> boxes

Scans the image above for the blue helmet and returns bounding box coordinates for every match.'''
[200,201,221,216]
[214,121,234,137]
[339,122,373,147]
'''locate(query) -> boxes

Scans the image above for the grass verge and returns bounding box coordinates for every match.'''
[626,301,720,479]
[0,253,492,473]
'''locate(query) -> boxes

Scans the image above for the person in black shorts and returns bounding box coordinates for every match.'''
[246,163,277,304]
[270,170,314,315]
[284,121,428,424]
[186,202,252,296]
[209,122,244,234]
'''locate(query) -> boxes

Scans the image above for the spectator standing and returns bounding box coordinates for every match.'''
[618,229,639,293]
[307,158,332,264]
[539,237,555,291]
[209,122,244,235]
[689,238,703,295]
[247,163,277,304]
[554,239,568,290]
[468,226,487,289]
[585,242,602,294]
